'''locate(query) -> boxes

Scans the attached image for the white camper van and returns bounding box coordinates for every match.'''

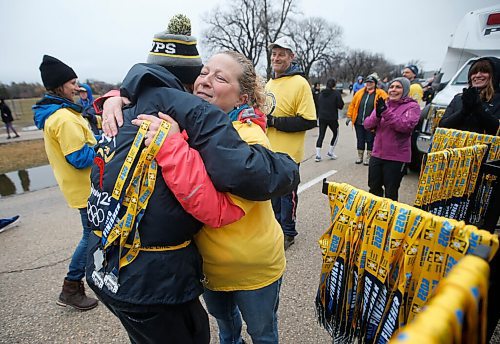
[415,5,500,158]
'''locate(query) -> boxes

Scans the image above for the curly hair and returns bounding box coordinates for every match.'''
[219,51,266,109]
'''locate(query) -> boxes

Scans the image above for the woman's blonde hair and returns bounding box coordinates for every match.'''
[468,59,494,102]
[220,50,266,109]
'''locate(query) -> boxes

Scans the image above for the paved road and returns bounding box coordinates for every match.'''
[0,126,42,144]
[1,97,498,343]
[0,119,406,343]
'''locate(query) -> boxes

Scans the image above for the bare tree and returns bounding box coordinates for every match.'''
[201,0,265,66]
[201,0,297,78]
[312,52,345,84]
[286,17,343,80]
[335,49,398,83]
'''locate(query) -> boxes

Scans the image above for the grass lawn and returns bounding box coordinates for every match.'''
[0,98,49,173]
[0,139,47,174]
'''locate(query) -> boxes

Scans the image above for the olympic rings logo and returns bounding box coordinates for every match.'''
[87,201,106,226]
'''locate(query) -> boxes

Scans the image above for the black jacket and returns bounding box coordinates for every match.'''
[439,93,500,135]
[317,88,344,121]
[439,56,500,135]
[0,102,13,123]
[86,64,300,310]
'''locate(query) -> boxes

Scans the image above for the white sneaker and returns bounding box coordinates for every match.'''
[315,155,322,162]
[326,152,338,160]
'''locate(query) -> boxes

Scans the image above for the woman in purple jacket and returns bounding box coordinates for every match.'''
[363,77,420,201]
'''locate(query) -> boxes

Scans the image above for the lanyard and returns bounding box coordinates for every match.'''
[318,181,499,343]
[102,120,171,269]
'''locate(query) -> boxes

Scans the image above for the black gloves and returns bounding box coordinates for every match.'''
[375,98,387,118]
[461,87,482,114]
[267,114,275,128]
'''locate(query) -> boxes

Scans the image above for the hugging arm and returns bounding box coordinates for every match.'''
[155,129,245,228]
[120,63,300,201]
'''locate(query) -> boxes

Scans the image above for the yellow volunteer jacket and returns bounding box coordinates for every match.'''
[194,120,286,291]
[265,74,316,163]
[43,108,96,208]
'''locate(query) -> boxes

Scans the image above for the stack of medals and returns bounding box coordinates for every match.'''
[316,182,498,344]
[429,128,500,161]
[389,255,490,344]
[414,144,488,220]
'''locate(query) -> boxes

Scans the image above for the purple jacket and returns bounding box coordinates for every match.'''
[364,97,420,163]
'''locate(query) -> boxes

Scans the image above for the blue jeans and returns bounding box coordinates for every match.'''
[66,208,91,281]
[203,278,282,344]
[271,163,299,237]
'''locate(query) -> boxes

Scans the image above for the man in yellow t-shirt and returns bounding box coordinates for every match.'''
[264,36,317,250]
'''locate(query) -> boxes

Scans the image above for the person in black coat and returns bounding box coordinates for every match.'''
[0,99,20,139]
[86,16,299,344]
[315,78,344,161]
[438,56,500,343]
[439,57,500,135]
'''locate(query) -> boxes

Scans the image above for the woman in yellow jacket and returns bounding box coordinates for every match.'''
[32,55,98,310]
[346,75,388,165]
[135,51,288,344]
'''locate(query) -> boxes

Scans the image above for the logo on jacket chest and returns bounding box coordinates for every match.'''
[263,92,276,116]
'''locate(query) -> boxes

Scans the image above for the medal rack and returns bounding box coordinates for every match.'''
[319,178,499,342]
[467,158,500,234]
[413,140,500,235]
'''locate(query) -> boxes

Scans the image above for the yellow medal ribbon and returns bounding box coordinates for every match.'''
[99,119,187,271]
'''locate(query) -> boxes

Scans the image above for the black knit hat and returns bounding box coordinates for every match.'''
[39,55,78,89]
[404,64,419,77]
[147,14,203,85]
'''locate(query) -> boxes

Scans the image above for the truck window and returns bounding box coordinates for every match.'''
[450,61,474,86]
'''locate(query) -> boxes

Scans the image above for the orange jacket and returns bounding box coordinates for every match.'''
[346,87,388,124]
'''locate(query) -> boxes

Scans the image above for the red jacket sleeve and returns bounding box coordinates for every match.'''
[93,90,120,114]
[155,131,245,228]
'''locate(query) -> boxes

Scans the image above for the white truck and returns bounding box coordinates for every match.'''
[415,5,500,160]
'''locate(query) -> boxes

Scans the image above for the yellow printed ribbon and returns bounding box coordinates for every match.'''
[103,120,172,269]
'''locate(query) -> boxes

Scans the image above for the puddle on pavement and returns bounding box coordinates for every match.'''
[0,165,57,197]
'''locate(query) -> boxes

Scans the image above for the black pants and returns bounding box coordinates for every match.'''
[316,119,339,148]
[354,124,374,151]
[105,297,210,344]
[368,156,406,201]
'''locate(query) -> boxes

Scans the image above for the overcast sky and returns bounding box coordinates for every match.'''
[1,0,498,84]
